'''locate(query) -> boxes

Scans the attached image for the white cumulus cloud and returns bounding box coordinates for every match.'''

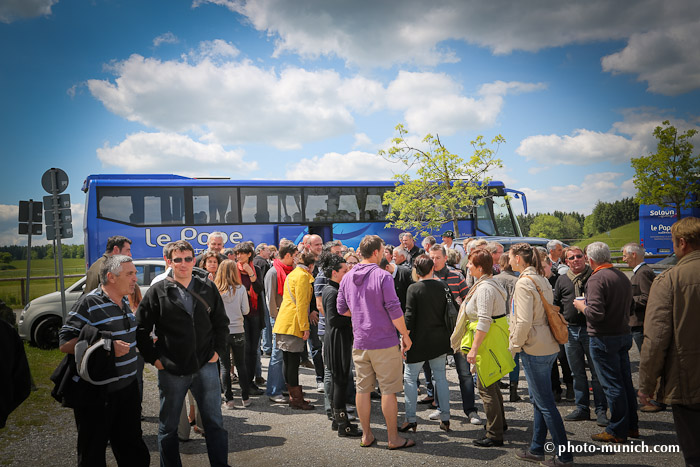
[520,173,634,215]
[516,109,700,168]
[285,151,397,181]
[87,53,541,149]
[601,21,700,96]
[0,0,58,23]
[96,132,258,177]
[87,54,377,149]
[0,204,18,222]
[195,0,700,93]
[153,32,179,48]
[387,72,545,135]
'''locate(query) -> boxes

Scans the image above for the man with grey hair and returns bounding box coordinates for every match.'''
[623,242,665,413]
[547,239,569,275]
[59,255,149,466]
[486,241,504,274]
[622,243,656,353]
[195,231,227,264]
[399,232,424,267]
[573,242,638,443]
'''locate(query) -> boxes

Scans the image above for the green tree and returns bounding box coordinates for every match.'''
[0,252,12,263]
[529,214,563,239]
[632,120,700,220]
[379,124,504,237]
[560,214,583,241]
[583,214,597,237]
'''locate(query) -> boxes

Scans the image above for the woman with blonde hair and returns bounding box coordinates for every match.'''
[343,252,360,269]
[509,243,573,466]
[215,259,250,408]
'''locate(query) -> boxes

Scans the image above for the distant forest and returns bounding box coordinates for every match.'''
[0,244,84,261]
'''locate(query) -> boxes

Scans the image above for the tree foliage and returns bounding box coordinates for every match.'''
[517,211,585,239]
[584,197,639,235]
[632,120,700,220]
[0,244,84,260]
[379,124,504,237]
[529,215,562,239]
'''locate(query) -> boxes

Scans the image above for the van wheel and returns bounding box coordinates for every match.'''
[33,316,62,349]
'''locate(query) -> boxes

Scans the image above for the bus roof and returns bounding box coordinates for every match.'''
[82,174,507,192]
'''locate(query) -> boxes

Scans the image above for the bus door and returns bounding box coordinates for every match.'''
[309,225,333,243]
[277,225,308,246]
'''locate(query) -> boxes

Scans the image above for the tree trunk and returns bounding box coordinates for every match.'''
[453,218,460,238]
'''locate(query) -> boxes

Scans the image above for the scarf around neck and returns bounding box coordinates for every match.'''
[566,265,592,297]
[238,261,258,309]
[273,258,294,296]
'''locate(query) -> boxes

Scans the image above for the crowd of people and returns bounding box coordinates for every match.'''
[53,217,700,467]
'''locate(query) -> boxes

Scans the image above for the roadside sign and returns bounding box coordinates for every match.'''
[41,168,69,194]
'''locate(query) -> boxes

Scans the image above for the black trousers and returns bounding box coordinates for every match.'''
[73,380,149,467]
[244,315,262,387]
[672,403,700,467]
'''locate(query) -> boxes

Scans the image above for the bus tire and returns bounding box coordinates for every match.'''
[33,316,62,349]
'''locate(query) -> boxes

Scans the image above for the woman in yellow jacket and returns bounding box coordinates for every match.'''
[272,250,317,410]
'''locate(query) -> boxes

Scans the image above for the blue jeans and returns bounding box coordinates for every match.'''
[520,352,573,463]
[404,354,450,422]
[157,362,228,467]
[308,323,324,383]
[630,326,644,353]
[266,317,286,397]
[589,334,639,438]
[509,352,521,383]
[565,325,607,415]
[451,351,476,415]
[261,301,273,354]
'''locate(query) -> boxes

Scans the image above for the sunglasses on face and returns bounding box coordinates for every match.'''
[172,257,194,263]
[567,254,583,261]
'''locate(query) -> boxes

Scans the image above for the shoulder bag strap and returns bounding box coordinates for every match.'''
[165,276,211,314]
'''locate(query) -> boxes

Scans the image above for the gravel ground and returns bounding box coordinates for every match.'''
[0,345,684,467]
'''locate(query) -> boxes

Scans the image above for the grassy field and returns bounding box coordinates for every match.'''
[573,221,639,252]
[0,258,85,307]
[0,344,70,463]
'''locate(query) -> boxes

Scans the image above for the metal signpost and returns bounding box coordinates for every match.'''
[18,199,43,305]
[42,168,72,322]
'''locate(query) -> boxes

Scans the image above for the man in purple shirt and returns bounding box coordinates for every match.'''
[337,235,414,450]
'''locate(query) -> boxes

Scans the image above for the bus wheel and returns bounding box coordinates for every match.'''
[33,316,61,349]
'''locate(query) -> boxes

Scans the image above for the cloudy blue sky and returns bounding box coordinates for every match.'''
[1,0,699,245]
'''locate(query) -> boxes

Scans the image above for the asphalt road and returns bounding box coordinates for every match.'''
[0,341,684,467]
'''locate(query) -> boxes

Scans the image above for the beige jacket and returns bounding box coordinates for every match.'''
[509,267,559,356]
[639,249,700,405]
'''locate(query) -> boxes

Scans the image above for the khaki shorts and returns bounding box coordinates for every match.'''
[352,346,404,395]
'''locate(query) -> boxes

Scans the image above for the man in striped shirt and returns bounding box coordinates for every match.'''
[59,255,149,467]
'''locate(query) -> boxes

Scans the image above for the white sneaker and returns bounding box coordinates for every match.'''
[241,398,251,408]
[429,409,441,420]
[317,382,325,392]
[224,400,236,410]
[468,411,482,425]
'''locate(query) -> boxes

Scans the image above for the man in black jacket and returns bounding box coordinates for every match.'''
[136,240,229,467]
[554,246,608,426]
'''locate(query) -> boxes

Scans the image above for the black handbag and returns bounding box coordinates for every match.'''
[443,285,458,332]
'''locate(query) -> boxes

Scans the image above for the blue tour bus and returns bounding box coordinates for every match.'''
[81,174,530,266]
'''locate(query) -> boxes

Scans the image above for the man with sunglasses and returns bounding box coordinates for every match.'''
[136,240,230,467]
[554,246,608,427]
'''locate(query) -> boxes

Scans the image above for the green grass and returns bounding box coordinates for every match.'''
[0,344,71,463]
[574,221,639,251]
[0,258,84,307]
